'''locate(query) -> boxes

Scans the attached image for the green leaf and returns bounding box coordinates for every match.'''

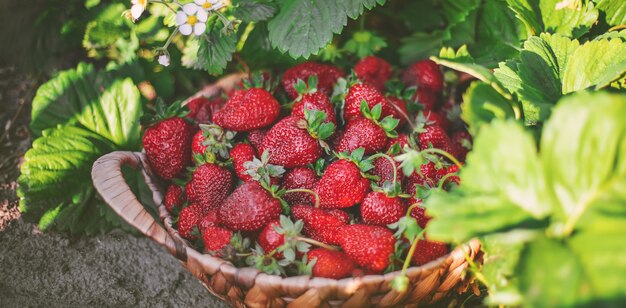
[595,0,626,27]
[232,0,277,22]
[461,82,518,135]
[343,30,387,58]
[561,38,626,93]
[426,120,548,242]
[196,25,238,75]
[506,0,598,38]
[268,0,385,58]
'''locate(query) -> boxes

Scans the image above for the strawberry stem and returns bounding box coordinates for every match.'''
[294,236,339,251]
[400,230,425,277]
[367,153,399,189]
[284,189,320,208]
[406,202,420,218]
[390,100,416,131]
[421,148,463,170]
[437,172,457,190]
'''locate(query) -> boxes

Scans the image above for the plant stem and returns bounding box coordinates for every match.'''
[295,236,339,251]
[284,189,320,208]
[400,230,425,277]
[422,148,464,170]
[437,172,457,190]
[406,202,420,218]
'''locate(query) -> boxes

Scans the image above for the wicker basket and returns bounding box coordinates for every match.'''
[90,76,482,307]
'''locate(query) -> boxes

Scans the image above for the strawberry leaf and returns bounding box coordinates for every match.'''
[370,103,383,121]
[232,0,277,22]
[461,81,518,135]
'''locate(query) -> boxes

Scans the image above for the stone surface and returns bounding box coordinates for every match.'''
[0,219,227,307]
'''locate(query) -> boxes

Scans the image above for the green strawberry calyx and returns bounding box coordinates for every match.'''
[297,108,335,152]
[335,147,377,180]
[293,75,319,99]
[199,124,237,160]
[360,100,399,138]
[140,98,189,127]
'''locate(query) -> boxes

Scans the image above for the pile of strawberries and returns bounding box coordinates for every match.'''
[141,57,472,279]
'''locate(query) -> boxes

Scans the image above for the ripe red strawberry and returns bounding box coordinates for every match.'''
[307,248,356,279]
[402,60,444,93]
[411,238,448,266]
[405,162,443,195]
[212,88,280,132]
[247,128,268,153]
[164,184,184,213]
[202,226,232,252]
[282,62,344,99]
[282,167,318,205]
[354,56,392,91]
[409,204,430,229]
[386,96,409,128]
[361,192,405,226]
[344,83,399,122]
[185,181,196,204]
[313,159,371,209]
[334,118,388,154]
[143,117,194,180]
[260,115,332,168]
[370,157,403,188]
[416,124,454,154]
[385,134,411,153]
[451,130,472,162]
[188,163,234,214]
[258,220,285,258]
[186,96,226,123]
[291,92,337,125]
[338,224,396,273]
[411,88,438,111]
[177,204,202,240]
[230,143,256,182]
[199,209,219,232]
[218,182,282,231]
[440,164,461,187]
[291,205,349,245]
[191,130,208,158]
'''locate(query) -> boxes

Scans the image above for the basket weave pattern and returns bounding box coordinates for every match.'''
[92,151,481,307]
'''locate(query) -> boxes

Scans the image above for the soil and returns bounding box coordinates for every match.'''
[0,67,225,307]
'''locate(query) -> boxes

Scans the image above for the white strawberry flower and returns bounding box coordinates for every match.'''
[158,54,170,67]
[194,0,226,11]
[130,0,148,21]
[176,3,208,36]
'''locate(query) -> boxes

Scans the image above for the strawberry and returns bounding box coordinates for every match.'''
[410,238,448,266]
[291,205,349,245]
[202,226,232,252]
[199,209,219,232]
[190,125,236,161]
[424,111,451,132]
[186,96,226,124]
[405,162,443,195]
[385,134,411,153]
[307,248,356,279]
[334,118,388,154]
[313,159,371,209]
[218,181,282,231]
[409,204,430,229]
[230,143,256,182]
[247,128,268,153]
[344,83,400,122]
[451,130,472,162]
[260,112,334,168]
[258,220,285,258]
[370,156,403,188]
[361,192,405,226]
[440,164,460,187]
[416,124,454,155]
[164,184,184,213]
[188,163,234,214]
[212,88,280,132]
[185,181,196,204]
[282,167,318,205]
[354,56,392,91]
[386,96,409,127]
[143,117,194,180]
[402,60,444,93]
[338,224,396,273]
[291,92,337,125]
[282,62,344,99]
[411,88,438,112]
[177,204,202,240]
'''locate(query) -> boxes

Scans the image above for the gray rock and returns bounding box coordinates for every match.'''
[0,219,227,307]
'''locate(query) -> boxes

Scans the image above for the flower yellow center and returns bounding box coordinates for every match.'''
[203,2,213,9]
[187,15,198,25]
[138,0,148,6]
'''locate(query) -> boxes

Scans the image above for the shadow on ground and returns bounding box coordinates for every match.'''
[0,219,227,307]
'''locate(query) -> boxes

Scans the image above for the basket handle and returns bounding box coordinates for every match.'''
[91,151,188,261]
